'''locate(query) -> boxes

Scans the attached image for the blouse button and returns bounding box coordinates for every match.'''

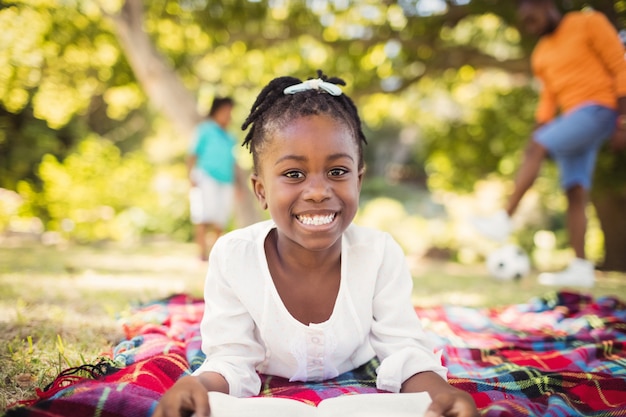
[311,336,321,344]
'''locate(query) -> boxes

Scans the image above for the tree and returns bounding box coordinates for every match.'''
[102,0,625,269]
[1,0,625,269]
[106,0,262,227]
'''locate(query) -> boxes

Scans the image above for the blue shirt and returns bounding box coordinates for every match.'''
[189,120,237,183]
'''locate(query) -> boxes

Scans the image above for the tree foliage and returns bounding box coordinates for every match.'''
[1,0,625,266]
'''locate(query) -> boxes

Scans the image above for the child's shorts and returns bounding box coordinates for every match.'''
[189,169,234,228]
[534,104,617,190]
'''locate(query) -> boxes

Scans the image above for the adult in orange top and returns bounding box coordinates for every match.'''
[472,0,626,287]
[532,7,626,124]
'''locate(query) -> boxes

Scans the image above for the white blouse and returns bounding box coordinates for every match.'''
[193,220,447,397]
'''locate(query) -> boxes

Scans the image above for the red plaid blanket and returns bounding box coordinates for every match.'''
[4,291,626,416]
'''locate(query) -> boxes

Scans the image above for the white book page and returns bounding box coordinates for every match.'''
[202,391,431,417]
[205,391,316,417]
[317,392,431,417]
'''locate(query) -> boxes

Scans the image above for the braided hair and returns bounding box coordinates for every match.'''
[241,70,367,172]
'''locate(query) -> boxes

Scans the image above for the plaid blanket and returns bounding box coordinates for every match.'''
[4,291,626,417]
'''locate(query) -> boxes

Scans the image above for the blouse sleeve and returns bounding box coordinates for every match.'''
[191,239,266,397]
[369,234,448,392]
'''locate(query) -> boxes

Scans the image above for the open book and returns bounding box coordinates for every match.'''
[203,390,432,417]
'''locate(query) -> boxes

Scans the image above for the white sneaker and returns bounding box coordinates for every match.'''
[538,258,595,288]
[470,209,512,242]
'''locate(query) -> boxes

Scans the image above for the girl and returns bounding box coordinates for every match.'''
[155,72,478,417]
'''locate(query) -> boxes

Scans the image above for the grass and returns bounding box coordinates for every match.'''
[0,235,207,413]
[1,234,625,413]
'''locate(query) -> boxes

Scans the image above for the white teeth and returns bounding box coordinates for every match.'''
[297,214,335,226]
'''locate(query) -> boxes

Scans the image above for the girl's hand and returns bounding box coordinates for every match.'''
[401,371,478,417]
[153,375,210,417]
[424,389,479,417]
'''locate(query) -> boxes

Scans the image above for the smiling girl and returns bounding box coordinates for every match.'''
[154,72,478,417]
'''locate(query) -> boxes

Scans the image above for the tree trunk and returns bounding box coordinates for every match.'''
[109,0,200,140]
[108,0,261,227]
[591,191,626,272]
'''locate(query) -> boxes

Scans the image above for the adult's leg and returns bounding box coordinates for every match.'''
[470,138,548,242]
[505,139,548,216]
[536,105,617,287]
[538,178,594,287]
[566,184,587,260]
[538,185,594,287]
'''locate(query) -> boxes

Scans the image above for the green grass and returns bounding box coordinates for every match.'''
[1,235,625,412]
[408,255,626,307]
[0,236,207,412]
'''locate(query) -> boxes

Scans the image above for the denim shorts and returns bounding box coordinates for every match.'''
[534,104,617,190]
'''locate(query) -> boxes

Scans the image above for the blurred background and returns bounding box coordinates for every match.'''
[1,0,625,271]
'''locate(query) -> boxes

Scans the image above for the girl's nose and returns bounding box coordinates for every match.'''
[303,175,331,202]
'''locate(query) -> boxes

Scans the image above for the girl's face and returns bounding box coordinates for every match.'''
[251,114,363,254]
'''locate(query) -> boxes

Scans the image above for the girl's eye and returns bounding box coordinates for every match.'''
[284,171,304,179]
[329,168,348,177]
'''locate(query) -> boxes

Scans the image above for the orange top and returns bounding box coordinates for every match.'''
[532,11,626,123]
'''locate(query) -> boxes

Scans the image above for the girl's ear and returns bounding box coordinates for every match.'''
[357,166,365,191]
[250,174,268,210]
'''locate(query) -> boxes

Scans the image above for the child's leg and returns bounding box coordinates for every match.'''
[195,223,208,261]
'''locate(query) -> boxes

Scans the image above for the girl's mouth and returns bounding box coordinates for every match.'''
[295,213,336,226]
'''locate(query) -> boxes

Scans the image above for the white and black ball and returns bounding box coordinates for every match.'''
[486,244,531,281]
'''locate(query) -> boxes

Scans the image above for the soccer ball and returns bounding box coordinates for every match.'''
[486,244,531,281]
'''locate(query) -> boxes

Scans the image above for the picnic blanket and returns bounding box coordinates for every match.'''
[4,291,626,416]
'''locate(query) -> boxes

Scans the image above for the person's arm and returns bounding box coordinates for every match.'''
[401,371,478,417]
[587,12,626,100]
[530,40,557,126]
[188,123,204,186]
[155,238,266,417]
[187,154,198,186]
[367,234,477,416]
[153,372,228,417]
[368,234,448,392]
[193,240,266,397]
[586,12,626,151]
[611,96,626,151]
[534,84,557,126]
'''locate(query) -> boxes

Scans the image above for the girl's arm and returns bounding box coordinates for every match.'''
[401,371,478,417]
[194,240,266,397]
[368,234,478,416]
[156,235,266,417]
[154,372,228,417]
[197,371,229,393]
[368,233,448,392]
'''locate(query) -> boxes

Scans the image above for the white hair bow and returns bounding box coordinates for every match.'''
[283,78,343,96]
